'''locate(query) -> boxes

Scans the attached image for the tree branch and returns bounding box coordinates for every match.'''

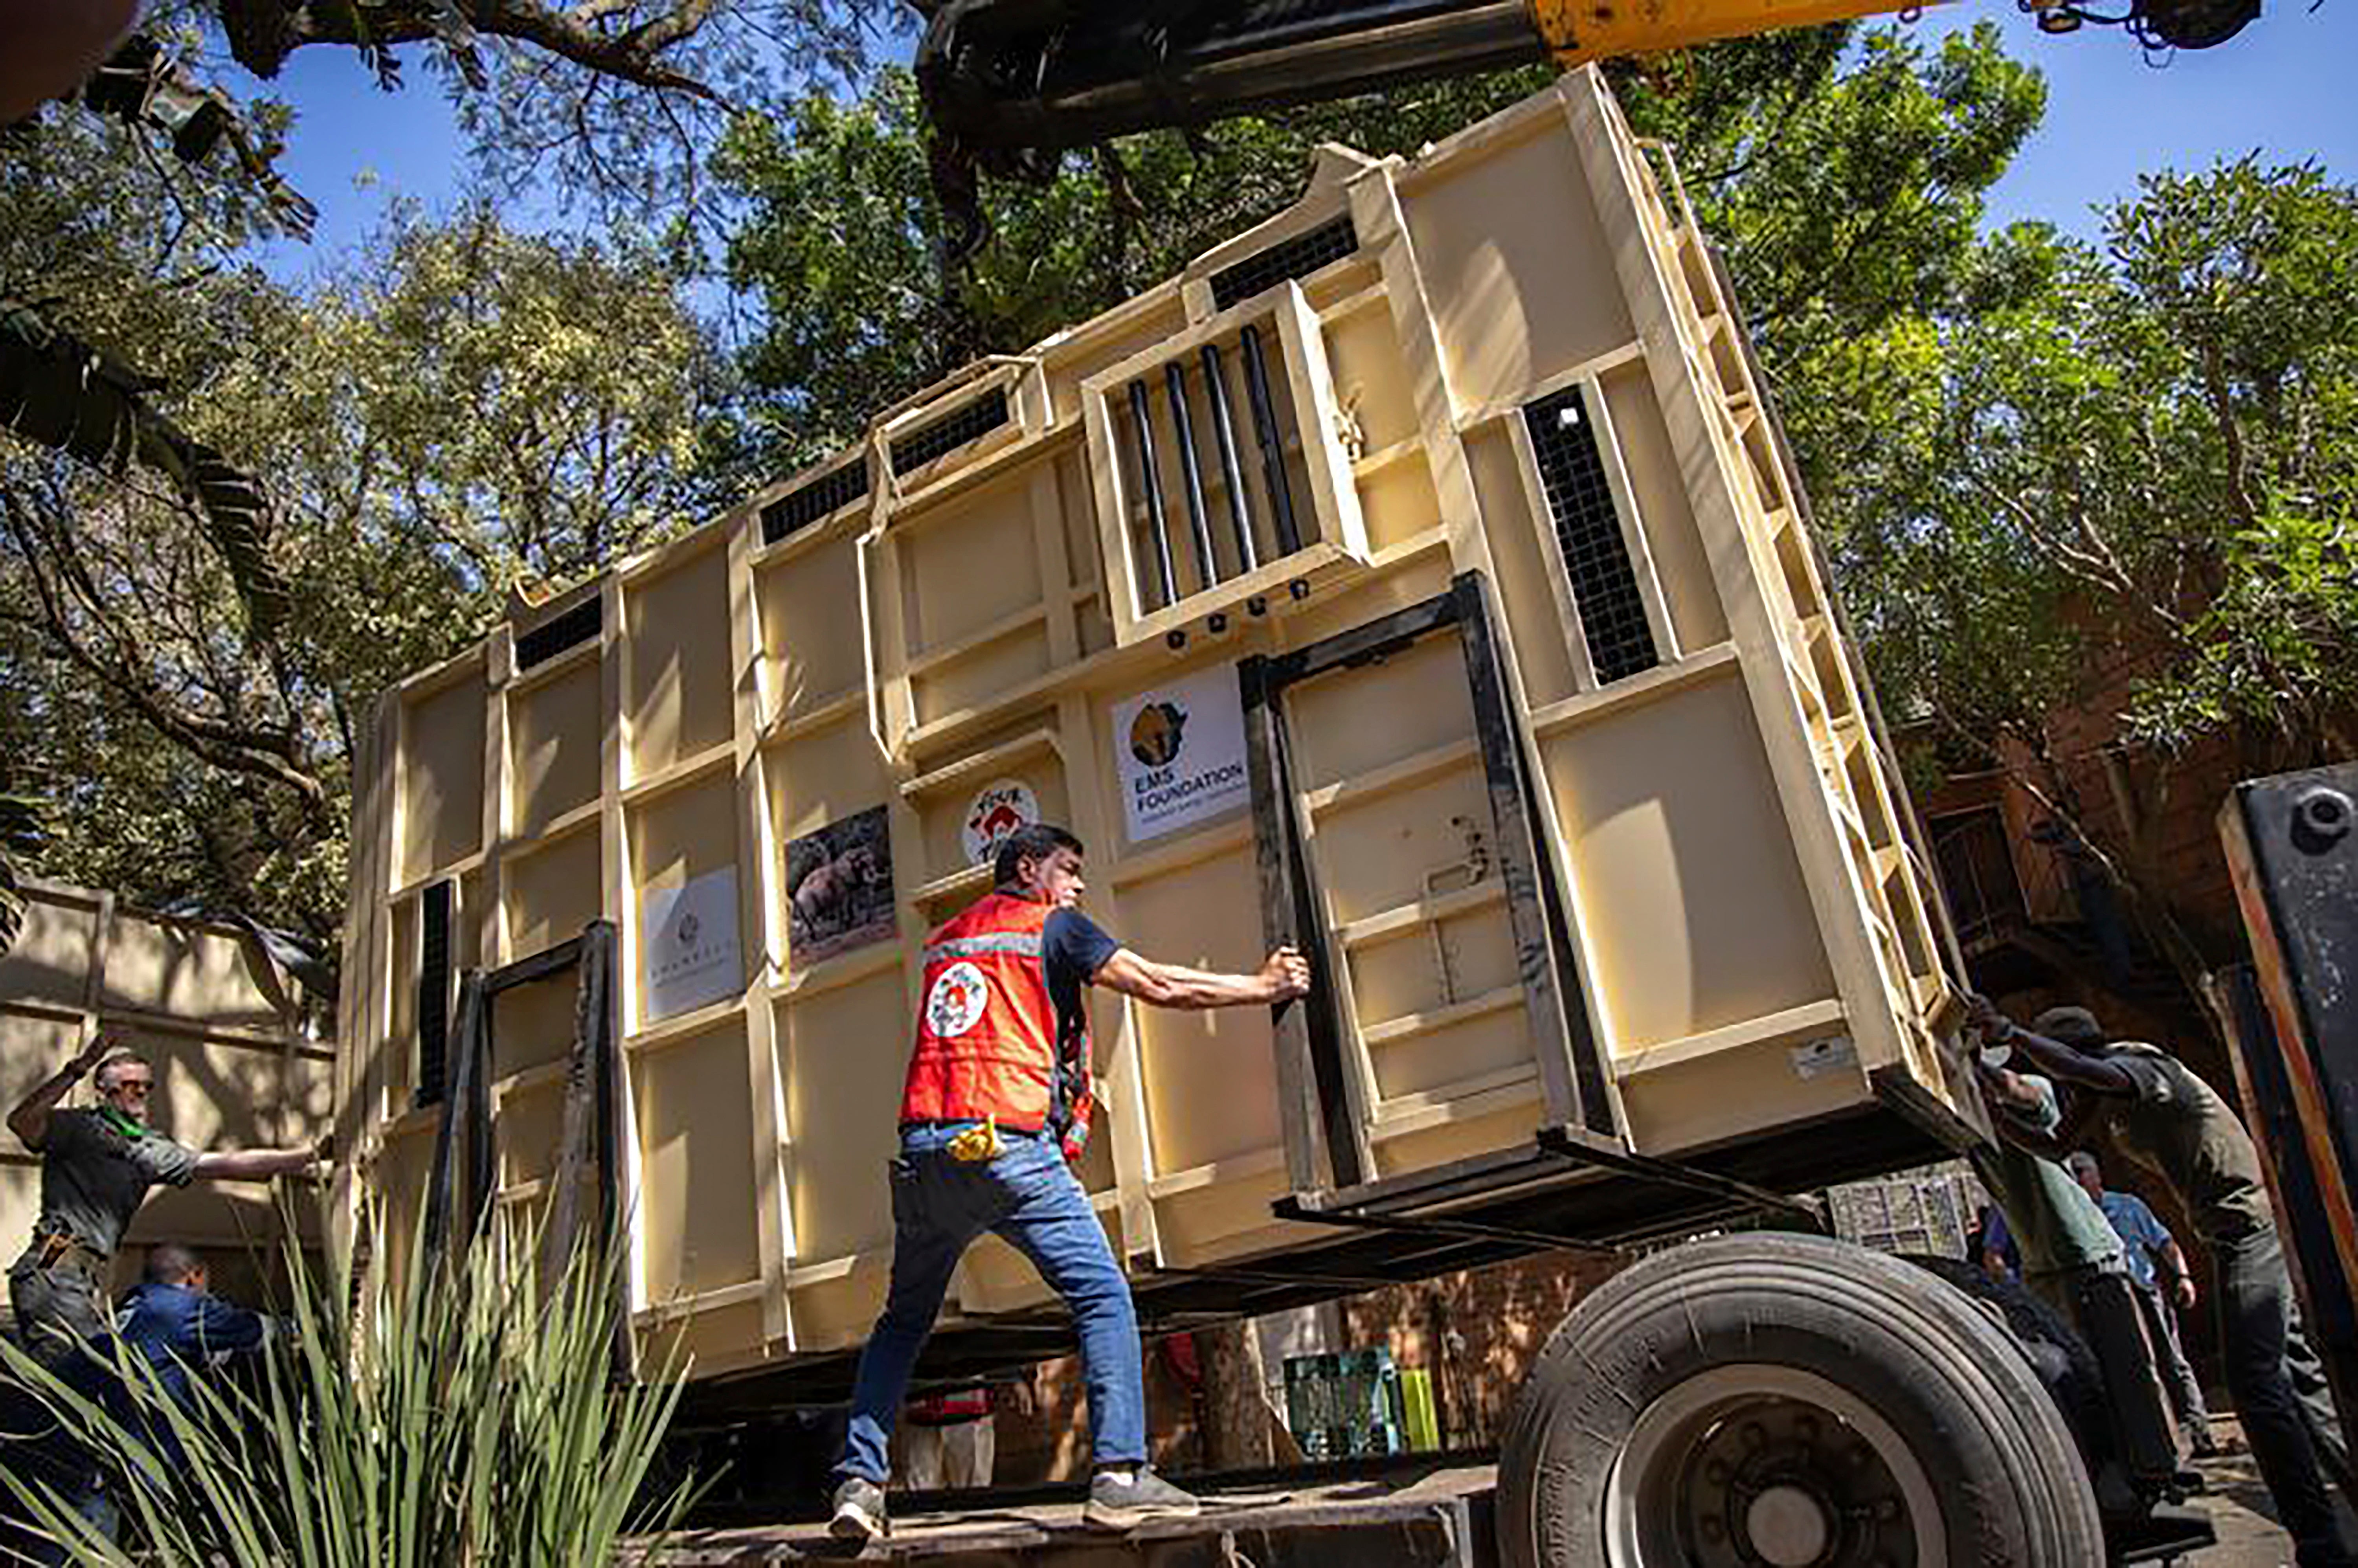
[0,486,327,806]
[254,0,728,99]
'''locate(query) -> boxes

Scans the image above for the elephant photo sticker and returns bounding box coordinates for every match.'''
[785,805,896,964]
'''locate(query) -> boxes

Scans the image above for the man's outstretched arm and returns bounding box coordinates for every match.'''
[193,1136,329,1182]
[1093,947,1310,1011]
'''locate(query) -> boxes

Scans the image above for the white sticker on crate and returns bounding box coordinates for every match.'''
[642,867,742,1022]
[1112,665,1250,842]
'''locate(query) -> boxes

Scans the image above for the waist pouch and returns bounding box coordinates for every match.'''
[24,1231,107,1278]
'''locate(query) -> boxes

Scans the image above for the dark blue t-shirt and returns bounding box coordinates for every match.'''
[1043,908,1120,1047]
[1042,909,1119,1124]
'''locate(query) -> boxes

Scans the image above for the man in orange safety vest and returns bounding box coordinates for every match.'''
[830,822,1308,1540]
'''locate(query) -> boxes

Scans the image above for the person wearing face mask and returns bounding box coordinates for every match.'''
[6,1036,324,1370]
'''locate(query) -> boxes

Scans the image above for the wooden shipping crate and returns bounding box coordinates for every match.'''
[338,68,1979,1386]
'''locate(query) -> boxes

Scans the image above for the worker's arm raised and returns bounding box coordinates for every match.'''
[7,1033,113,1151]
[1093,946,1310,1011]
[1969,995,2132,1096]
[1974,1058,2099,1163]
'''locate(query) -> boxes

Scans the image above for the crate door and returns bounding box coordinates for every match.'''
[1243,573,1613,1195]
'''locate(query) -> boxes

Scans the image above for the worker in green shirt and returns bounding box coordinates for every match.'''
[6,1035,323,1368]
[1971,1059,2127,1318]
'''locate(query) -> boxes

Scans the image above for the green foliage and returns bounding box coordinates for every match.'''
[713,25,2046,486]
[1833,159,2358,771]
[0,1207,698,1566]
[713,61,1556,470]
[1,112,717,937]
[1653,24,2049,514]
[243,203,723,591]
[0,791,42,956]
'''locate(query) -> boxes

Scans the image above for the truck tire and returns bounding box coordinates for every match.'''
[1497,1230,2105,1567]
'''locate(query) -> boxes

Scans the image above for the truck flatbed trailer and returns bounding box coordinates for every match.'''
[666,1459,1499,1565]
[654,1451,2222,1566]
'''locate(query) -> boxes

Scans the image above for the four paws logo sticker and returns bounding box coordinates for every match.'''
[926,961,990,1038]
[961,779,1040,866]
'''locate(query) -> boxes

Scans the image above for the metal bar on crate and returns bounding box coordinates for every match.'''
[421,969,491,1262]
[1451,571,1614,1139]
[1163,361,1221,589]
[1127,379,1178,607]
[1240,322,1303,555]
[1201,342,1260,572]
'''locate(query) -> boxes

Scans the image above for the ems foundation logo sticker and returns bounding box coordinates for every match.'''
[1128,701,1188,768]
[961,780,1039,865]
[926,961,990,1038]
[1113,666,1249,843]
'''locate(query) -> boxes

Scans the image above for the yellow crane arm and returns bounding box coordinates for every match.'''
[1531,0,1942,64]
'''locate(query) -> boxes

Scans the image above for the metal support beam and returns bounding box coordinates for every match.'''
[1533,1124,1824,1230]
[1200,341,1260,573]
[1164,360,1220,589]
[1240,322,1302,555]
[1272,1193,1622,1256]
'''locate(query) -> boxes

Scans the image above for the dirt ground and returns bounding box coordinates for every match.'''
[2184,1418,2303,1565]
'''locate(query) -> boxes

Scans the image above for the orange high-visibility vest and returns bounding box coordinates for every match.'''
[900,892,1094,1150]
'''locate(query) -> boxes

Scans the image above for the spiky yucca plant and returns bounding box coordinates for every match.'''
[0,1203,699,1566]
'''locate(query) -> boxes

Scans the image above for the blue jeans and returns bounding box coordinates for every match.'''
[835,1122,1146,1484]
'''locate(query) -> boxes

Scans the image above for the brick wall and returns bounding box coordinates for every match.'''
[987,1247,1626,1479]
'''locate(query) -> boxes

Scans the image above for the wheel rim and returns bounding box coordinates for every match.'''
[1601,1363,1946,1568]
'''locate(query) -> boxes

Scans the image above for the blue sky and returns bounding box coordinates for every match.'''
[1916,1,2355,239]
[237,0,2354,281]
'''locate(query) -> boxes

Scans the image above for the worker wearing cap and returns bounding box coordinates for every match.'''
[829,822,1309,1542]
[6,1037,323,1369]
[1972,996,2355,1567]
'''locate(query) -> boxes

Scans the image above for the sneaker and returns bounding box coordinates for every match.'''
[830,1476,887,1542]
[1084,1466,1203,1530]
[2189,1428,2223,1459]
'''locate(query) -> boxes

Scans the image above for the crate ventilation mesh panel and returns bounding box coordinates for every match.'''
[1210,215,1359,311]
[415,879,452,1107]
[762,461,871,545]
[889,386,1011,474]
[1524,387,1658,684]
[514,596,603,671]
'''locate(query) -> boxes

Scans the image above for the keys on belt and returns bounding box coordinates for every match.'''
[901,1118,1014,1162]
[30,1231,104,1274]
[946,1117,1004,1164]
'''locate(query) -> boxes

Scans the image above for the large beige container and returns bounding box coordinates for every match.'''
[338,68,1978,1387]
[1,881,329,1308]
